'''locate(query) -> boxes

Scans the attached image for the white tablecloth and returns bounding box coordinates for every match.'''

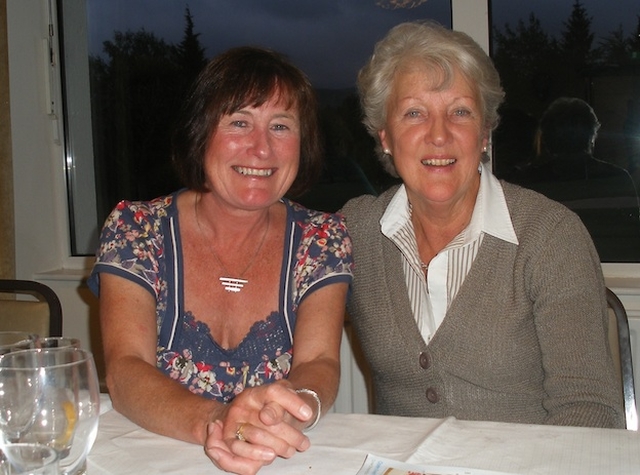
[87,395,640,474]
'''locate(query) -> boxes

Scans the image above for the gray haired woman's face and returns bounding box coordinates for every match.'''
[378,64,488,210]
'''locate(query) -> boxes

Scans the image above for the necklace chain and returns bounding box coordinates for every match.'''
[194,195,270,293]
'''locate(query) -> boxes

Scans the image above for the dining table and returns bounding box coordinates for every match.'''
[88,394,640,474]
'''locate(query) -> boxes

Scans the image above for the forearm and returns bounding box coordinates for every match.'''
[106,355,225,444]
[287,356,340,420]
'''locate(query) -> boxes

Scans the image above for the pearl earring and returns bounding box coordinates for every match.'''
[384,149,391,155]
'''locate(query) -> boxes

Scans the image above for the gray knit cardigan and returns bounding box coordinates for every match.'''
[341,181,624,428]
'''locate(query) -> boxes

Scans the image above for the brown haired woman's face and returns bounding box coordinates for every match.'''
[203,94,301,212]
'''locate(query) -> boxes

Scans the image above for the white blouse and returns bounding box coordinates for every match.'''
[380,163,518,343]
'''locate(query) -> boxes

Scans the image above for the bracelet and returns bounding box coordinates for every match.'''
[295,388,322,432]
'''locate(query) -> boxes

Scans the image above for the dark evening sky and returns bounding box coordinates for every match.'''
[86,0,638,89]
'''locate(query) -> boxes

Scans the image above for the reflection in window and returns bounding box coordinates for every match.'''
[490,0,640,261]
[59,0,451,255]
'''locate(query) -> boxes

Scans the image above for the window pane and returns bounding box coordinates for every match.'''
[490,0,640,261]
[59,0,452,255]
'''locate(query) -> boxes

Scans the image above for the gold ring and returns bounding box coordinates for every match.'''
[235,423,247,442]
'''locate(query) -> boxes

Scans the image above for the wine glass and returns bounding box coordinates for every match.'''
[0,443,58,475]
[34,337,81,350]
[0,349,44,475]
[0,359,41,444]
[0,348,100,475]
[0,333,36,356]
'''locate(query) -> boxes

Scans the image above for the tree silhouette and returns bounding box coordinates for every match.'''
[492,2,640,119]
[90,9,206,220]
[175,7,207,80]
[557,1,598,95]
[561,1,597,69]
[493,13,558,112]
[599,26,631,66]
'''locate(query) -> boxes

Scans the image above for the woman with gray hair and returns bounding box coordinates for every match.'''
[341,21,623,428]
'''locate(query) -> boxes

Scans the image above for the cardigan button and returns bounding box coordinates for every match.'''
[425,387,439,403]
[419,352,430,369]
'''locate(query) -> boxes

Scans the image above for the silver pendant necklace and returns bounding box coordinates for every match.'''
[195,195,270,293]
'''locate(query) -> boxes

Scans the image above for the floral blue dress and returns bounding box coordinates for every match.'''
[88,191,353,403]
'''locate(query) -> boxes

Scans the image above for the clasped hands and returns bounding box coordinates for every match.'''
[204,382,316,475]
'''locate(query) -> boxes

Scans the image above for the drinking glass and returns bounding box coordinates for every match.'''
[34,337,81,350]
[0,355,42,444]
[0,333,36,356]
[0,348,100,475]
[0,443,58,475]
[0,353,43,475]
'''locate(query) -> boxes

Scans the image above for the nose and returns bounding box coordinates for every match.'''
[425,115,450,147]
[248,126,270,159]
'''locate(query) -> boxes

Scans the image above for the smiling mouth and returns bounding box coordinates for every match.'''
[233,166,274,177]
[421,158,456,166]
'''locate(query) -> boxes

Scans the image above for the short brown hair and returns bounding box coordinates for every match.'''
[171,46,322,197]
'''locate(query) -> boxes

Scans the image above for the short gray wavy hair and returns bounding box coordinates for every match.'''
[357,20,505,176]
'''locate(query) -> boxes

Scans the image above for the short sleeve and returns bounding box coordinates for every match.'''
[87,196,173,298]
[292,206,353,307]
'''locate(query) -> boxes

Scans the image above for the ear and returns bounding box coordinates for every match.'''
[378,129,389,152]
[480,129,490,154]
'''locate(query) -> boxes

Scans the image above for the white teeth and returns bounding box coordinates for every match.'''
[233,166,273,177]
[421,158,456,166]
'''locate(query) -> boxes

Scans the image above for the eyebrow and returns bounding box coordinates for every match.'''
[230,108,298,120]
